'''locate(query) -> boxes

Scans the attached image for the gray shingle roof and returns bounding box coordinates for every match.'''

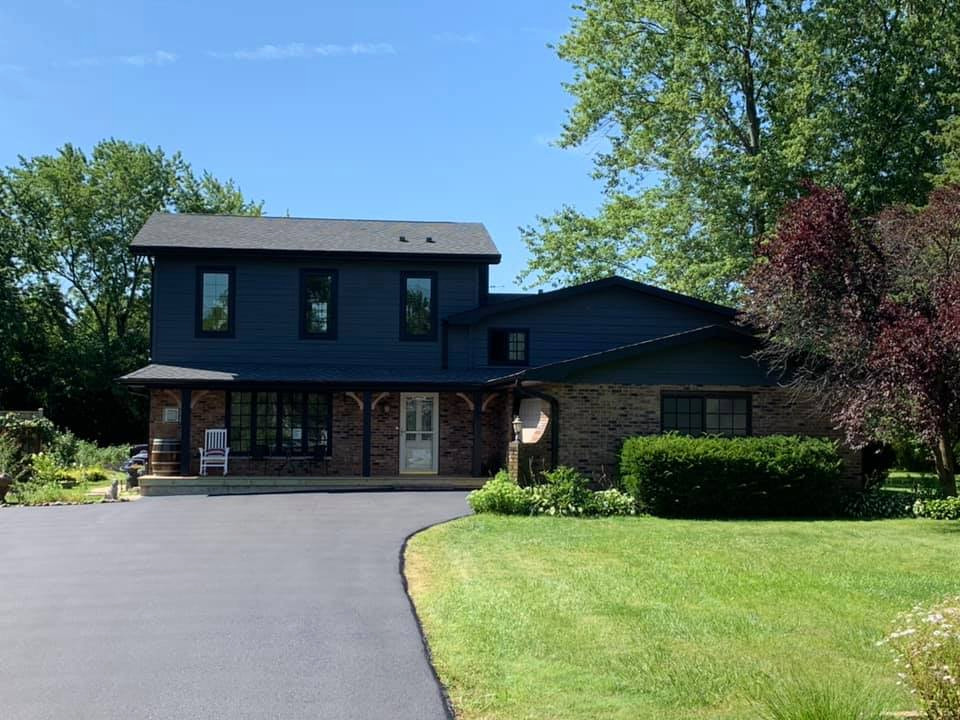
[131,212,500,260]
[118,363,518,387]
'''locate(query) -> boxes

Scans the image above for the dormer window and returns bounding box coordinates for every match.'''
[299,269,338,339]
[400,271,438,341]
[196,267,235,337]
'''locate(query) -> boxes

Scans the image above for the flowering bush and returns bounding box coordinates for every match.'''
[587,489,637,517]
[913,497,960,520]
[883,597,960,719]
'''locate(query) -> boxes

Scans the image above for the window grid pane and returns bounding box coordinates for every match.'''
[508,332,526,362]
[201,272,230,332]
[663,395,748,436]
[229,392,252,453]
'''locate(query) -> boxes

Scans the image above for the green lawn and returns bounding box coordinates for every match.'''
[405,516,960,720]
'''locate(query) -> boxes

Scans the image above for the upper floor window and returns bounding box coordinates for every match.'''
[661,394,751,436]
[196,267,235,337]
[489,328,529,365]
[400,271,437,341]
[300,269,338,339]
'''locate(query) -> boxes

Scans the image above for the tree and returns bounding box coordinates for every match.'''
[521,0,960,303]
[0,139,262,442]
[742,184,960,496]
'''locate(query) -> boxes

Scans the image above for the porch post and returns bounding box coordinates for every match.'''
[361,390,372,477]
[471,390,482,477]
[179,388,192,476]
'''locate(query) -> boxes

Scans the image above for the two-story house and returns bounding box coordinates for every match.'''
[119,212,860,495]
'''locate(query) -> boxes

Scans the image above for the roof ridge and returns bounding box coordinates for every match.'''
[161,211,481,225]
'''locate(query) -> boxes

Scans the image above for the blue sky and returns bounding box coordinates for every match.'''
[0,0,604,292]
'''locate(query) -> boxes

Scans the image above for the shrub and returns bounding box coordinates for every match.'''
[468,468,638,517]
[30,452,66,485]
[586,488,637,517]
[49,430,81,467]
[839,489,915,519]
[468,471,533,515]
[883,597,960,720]
[74,440,129,470]
[529,466,594,516]
[620,434,844,518]
[913,497,960,520]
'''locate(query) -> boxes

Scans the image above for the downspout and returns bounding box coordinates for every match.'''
[514,380,559,469]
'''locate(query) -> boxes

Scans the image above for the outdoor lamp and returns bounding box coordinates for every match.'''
[512,415,523,443]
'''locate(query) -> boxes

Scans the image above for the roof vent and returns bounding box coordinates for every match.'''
[398,235,408,242]
[425,236,435,243]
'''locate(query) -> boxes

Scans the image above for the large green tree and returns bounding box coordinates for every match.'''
[0,139,262,442]
[521,0,960,303]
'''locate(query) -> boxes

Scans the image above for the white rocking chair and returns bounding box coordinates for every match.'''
[199,428,230,476]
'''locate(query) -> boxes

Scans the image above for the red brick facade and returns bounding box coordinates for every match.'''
[149,382,860,487]
[516,383,862,485]
[147,388,511,478]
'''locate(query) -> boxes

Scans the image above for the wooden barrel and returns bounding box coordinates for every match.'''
[151,438,181,476]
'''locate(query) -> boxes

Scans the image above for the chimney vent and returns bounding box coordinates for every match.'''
[425,236,435,243]
[398,235,408,242]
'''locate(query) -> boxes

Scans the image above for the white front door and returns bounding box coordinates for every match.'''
[400,393,439,474]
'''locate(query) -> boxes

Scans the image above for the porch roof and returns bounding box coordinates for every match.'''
[117,362,519,389]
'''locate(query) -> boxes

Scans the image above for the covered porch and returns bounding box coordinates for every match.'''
[118,362,524,494]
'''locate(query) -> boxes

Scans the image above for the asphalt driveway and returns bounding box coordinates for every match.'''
[0,491,470,720]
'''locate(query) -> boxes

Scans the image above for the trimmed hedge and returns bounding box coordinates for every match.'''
[620,434,844,517]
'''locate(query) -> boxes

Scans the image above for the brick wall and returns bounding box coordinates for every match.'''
[147,388,510,478]
[517,383,862,486]
[438,393,474,476]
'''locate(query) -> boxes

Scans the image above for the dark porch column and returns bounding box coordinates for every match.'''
[361,390,372,477]
[179,388,191,476]
[471,390,482,477]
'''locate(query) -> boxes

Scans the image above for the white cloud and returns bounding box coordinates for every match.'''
[209,42,395,61]
[120,50,177,66]
[67,50,177,68]
[433,31,481,45]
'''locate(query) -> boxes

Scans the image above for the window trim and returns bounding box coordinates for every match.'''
[660,391,752,436]
[227,390,334,458]
[487,327,530,366]
[298,268,339,340]
[399,271,439,341]
[195,266,236,338]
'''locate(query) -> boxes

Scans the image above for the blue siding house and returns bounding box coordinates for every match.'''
[119,212,858,494]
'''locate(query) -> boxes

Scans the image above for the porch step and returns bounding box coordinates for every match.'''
[138,475,485,496]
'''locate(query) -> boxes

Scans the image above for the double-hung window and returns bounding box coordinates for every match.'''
[661,394,751,436]
[228,391,333,456]
[196,267,235,337]
[299,269,338,339]
[400,271,438,341]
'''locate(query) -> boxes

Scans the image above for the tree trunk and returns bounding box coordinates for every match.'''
[932,433,958,497]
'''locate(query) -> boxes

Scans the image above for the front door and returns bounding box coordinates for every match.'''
[400,393,438,474]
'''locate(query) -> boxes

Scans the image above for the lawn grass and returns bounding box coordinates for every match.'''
[405,516,960,720]
[886,470,940,494]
